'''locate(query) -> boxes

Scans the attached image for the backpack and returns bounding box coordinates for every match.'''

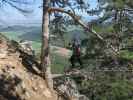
[75,45,81,56]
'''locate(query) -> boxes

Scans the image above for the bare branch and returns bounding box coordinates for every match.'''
[49,7,104,40]
[0,0,34,14]
[49,7,119,55]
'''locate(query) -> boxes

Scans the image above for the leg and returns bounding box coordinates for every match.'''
[77,56,83,68]
[70,55,75,67]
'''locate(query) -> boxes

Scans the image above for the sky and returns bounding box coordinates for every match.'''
[0,0,42,26]
[0,0,98,26]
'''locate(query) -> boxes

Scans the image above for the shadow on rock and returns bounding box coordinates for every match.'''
[19,49,42,77]
[0,74,22,100]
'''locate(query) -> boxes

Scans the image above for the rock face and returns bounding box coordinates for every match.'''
[0,33,57,100]
[0,49,8,58]
[54,74,89,100]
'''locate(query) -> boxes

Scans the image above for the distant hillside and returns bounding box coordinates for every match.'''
[0,25,40,33]
[0,25,41,42]
[0,25,88,47]
[18,27,42,42]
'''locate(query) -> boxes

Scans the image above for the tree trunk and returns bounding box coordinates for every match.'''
[41,0,53,90]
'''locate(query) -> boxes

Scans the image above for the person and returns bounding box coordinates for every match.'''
[69,39,83,68]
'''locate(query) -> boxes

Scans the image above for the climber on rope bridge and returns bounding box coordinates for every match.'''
[69,38,83,69]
